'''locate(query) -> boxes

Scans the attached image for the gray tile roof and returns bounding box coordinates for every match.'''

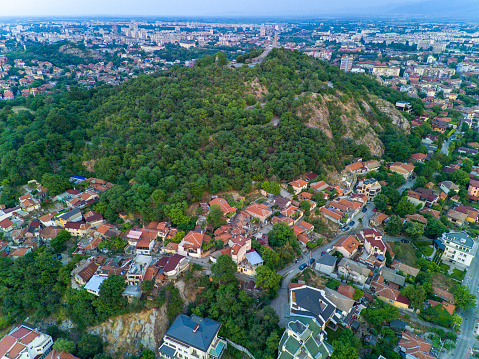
[165,315,221,352]
[443,231,474,249]
[292,287,336,328]
[381,267,406,286]
[316,254,337,267]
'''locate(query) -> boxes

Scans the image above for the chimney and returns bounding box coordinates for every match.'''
[193,324,199,333]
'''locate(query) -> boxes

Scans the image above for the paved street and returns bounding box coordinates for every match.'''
[443,253,479,359]
[397,178,416,193]
[271,234,346,327]
[441,132,457,155]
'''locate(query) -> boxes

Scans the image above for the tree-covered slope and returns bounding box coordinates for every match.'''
[0,49,418,219]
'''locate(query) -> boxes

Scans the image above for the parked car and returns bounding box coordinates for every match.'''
[373,207,377,212]
[326,248,333,253]
[342,226,350,231]
[299,263,307,270]
[401,239,410,243]
[310,258,316,265]
[349,221,355,226]
[362,207,368,213]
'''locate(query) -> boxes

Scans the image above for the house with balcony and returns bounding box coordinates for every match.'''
[440,231,478,269]
[356,179,381,199]
[0,325,54,359]
[159,315,226,359]
[178,231,211,258]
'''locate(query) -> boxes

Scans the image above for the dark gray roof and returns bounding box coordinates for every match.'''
[381,267,406,286]
[443,232,474,249]
[165,315,221,352]
[58,208,81,220]
[159,344,176,357]
[390,319,407,330]
[317,254,337,267]
[293,287,336,327]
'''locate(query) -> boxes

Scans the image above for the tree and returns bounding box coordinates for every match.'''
[165,202,190,226]
[385,250,392,266]
[373,194,388,212]
[299,200,311,216]
[211,254,237,284]
[261,247,281,270]
[402,284,426,308]
[141,280,154,295]
[94,275,127,320]
[361,299,399,326]
[140,349,156,359]
[353,288,364,301]
[208,204,226,229]
[52,338,76,353]
[424,218,448,238]
[50,230,72,253]
[331,329,359,359]
[395,196,418,216]
[255,265,282,294]
[404,221,425,240]
[261,181,281,196]
[268,223,295,249]
[41,173,72,196]
[385,215,403,236]
[76,334,104,359]
[452,284,476,310]
[452,170,470,186]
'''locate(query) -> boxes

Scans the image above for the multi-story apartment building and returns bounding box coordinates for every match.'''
[340,55,353,73]
[441,232,478,269]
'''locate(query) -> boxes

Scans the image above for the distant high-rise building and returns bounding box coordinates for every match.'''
[340,55,353,73]
[260,25,266,37]
[273,31,279,47]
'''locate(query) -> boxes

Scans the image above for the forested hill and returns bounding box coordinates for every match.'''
[0,49,417,220]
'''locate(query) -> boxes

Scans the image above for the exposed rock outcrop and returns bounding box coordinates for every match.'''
[297,94,385,156]
[372,98,411,133]
[88,306,169,357]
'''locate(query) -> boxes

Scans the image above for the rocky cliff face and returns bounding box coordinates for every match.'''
[296,92,411,157]
[88,306,170,357]
[297,94,386,156]
[372,98,411,133]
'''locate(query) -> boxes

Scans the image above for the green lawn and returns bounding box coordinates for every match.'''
[440,263,450,272]
[421,246,434,256]
[394,242,419,267]
[451,269,465,281]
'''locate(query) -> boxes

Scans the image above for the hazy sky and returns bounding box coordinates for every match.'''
[2,0,414,17]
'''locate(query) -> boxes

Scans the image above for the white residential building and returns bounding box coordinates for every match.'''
[441,232,478,269]
[0,325,53,359]
[159,315,227,359]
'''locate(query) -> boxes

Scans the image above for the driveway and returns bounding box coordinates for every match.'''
[397,178,416,193]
